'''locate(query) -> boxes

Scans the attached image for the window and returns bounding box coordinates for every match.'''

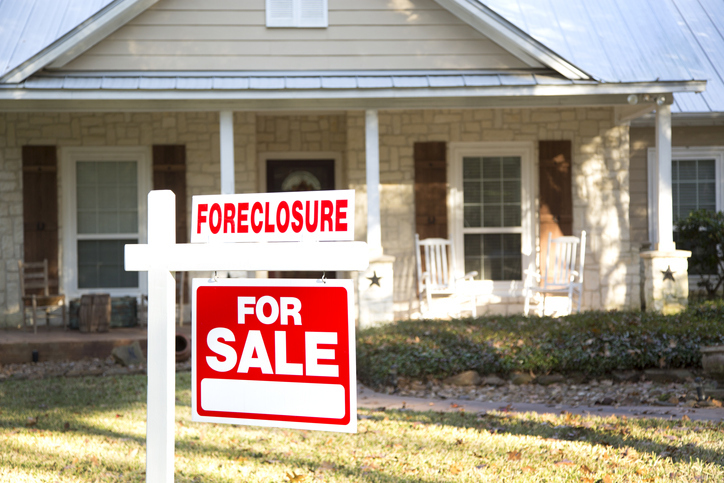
[450,143,534,291]
[463,156,522,280]
[62,147,151,298]
[647,147,724,243]
[672,159,716,221]
[266,0,327,28]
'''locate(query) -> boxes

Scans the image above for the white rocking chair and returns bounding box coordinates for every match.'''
[415,234,478,318]
[524,231,586,316]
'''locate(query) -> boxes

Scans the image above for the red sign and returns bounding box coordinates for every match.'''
[190,190,355,243]
[191,278,356,433]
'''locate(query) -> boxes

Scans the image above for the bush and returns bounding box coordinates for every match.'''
[356,304,724,387]
[675,209,724,298]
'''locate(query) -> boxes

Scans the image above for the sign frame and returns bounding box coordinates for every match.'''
[191,277,357,433]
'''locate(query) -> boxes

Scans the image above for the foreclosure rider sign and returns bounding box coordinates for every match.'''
[191,190,355,243]
[192,276,356,433]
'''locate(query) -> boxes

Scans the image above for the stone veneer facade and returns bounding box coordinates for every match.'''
[1,107,639,325]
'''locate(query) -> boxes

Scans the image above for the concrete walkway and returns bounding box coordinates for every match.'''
[357,384,724,422]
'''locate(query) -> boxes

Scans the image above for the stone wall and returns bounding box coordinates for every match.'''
[0,107,640,325]
[256,114,346,155]
[344,108,639,317]
[0,111,255,326]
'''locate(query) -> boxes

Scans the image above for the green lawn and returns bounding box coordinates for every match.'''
[1,373,723,482]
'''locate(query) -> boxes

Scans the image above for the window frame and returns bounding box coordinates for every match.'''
[647,146,724,245]
[266,0,328,28]
[448,142,535,295]
[60,147,151,299]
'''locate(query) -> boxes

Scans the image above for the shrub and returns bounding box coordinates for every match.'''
[675,209,724,298]
[356,304,724,387]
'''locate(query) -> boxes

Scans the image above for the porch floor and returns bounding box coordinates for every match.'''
[0,325,191,365]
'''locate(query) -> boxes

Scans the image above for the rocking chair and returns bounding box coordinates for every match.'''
[524,231,586,316]
[19,259,66,333]
[415,234,478,318]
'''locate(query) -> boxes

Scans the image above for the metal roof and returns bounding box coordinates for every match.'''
[0,0,114,78]
[478,0,724,113]
[9,70,585,91]
[0,71,703,109]
[0,0,717,114]
[0,73,702,113]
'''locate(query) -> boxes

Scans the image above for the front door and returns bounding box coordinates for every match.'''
[266,159,336,279]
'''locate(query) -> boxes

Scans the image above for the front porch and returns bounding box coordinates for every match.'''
[1,92,692,326]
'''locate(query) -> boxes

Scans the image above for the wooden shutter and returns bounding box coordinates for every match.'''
[153,145,187,301]
[414,142,448,240]
[539,140,573,267]
[22,146,59,293]
[152,145,187,243]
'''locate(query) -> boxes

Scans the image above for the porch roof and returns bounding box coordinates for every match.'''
[0,70,705,112]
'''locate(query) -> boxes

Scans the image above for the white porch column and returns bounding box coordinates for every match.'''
[358,109,395,327]
[219,110,235,195]
[640,101,691,314]
[365,109,382,257]
[655,104,674,251]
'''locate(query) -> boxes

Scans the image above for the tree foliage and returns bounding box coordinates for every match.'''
[675,209,724,298]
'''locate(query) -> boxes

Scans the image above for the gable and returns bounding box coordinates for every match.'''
[55,0,529,72]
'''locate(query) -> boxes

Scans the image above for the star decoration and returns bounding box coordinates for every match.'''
[367,271,382,287]
[662,265,675,282]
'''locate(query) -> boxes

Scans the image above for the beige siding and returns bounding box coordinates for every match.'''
[60,0,527,72]
[629,125,724,247]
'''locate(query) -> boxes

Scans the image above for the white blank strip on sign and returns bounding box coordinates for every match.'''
[201,379,345,419]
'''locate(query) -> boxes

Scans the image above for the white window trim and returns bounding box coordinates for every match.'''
[266,0,328,28]
[647,146,724,245]
[448,142,535,297]
[60,146,151,300]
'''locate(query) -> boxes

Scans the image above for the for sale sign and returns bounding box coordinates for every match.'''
[192,278,356,433]
[191,190,355,243]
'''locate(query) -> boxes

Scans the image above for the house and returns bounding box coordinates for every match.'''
[0,0,718,327]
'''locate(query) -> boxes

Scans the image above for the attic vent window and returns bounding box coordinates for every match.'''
[267,0,328,28]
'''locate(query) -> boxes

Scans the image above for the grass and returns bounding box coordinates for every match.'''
[1,373,724,482]
[357,305,724,386]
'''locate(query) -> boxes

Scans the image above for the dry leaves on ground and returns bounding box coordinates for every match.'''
[286,470,308,482]
[449,462,464,475]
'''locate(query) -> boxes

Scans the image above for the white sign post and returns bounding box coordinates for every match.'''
[125,190,368,483]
